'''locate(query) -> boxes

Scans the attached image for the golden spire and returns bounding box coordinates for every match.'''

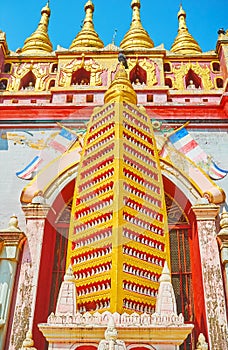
[120,0,154,50]
[171,5,202,54]
[21,2,53,55]
[70,0,104,50]
[104,62,137,104]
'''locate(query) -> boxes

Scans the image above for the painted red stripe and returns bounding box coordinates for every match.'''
[178,139,198,154]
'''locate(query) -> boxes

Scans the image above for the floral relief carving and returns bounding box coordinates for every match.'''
[59,57,103,87]
[127,58,157,86]
[173,62,214,90]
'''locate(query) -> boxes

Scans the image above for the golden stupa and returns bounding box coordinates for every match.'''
[21,2,53,55]
[70,0,104,50]
[120,0,154,50]
[171,5,202,54]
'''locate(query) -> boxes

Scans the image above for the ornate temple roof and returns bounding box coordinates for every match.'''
[104,63,137,104]
[70,0,104,51]
[120,0,154,50]
[171,5,202,54]
[21,2,53,55]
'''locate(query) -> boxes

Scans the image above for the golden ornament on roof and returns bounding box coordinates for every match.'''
[70,0,104,50]
[21,2,53,55]
[171,5,202,54]
[104,62,137,104]
[120,0,154,50]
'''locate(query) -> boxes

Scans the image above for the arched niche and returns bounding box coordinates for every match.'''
[48,79,55,89]
[130,64,147,85]
[165,77,173,88]
[185,68,202,89]
[0,79,8,90]
[216,77,223,88]
[4,63,12,73]
[20,71,36,90]
[71,67,90,85]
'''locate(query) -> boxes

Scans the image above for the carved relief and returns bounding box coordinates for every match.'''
[173,62,214,90]
[8,62,49,91]
[59,57,103,87]
[127,58,157,86]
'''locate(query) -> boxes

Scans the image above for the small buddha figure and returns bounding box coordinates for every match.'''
[0,81,6,90]
[26,81,35,90]
[196,333,208,350]
[187,80,196,89]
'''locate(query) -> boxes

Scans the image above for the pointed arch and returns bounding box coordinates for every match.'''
[185,68,202,89]
[130,64,147,85]
[19,70,36,90]
[71,67,90,85]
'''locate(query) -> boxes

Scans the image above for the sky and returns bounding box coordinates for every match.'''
[0,0,227,53]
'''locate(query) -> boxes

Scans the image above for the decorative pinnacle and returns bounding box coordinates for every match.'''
[178,5,187,30]
[131,0,141,24]
[69,0,104,49]
[120,0,154,49]
[0,214,22,233]
[64,265,75,281]
[159,261,171,283]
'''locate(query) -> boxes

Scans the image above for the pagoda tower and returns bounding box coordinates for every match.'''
[67,63,170,314]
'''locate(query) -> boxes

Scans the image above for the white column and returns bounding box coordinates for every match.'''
[192,203,228,350]
[8,203,49,350]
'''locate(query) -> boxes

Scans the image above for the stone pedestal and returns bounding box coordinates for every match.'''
[192,203,228,350]
[0,216,25,350]
[8,204,50,350]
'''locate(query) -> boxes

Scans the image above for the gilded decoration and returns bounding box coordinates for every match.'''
[59,57,103,87]
[8,62,49,91]
[172,62,213,90]
[127,58,157,86]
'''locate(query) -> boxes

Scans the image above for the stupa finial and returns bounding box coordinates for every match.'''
[104,61,137,105]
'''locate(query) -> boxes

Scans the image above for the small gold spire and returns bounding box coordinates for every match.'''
[171,5,202,54]
[21,2,53,55]
[120,0,154,50]
[70,0,104,50]
[104,62,137,105]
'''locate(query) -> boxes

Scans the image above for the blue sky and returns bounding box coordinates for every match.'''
[0,0,227,53]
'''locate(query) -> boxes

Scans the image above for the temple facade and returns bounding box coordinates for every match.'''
[0,1,227,350]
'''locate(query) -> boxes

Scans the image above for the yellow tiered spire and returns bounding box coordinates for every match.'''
[104,63,137,105]
[70,0,104,50]
[120,0,154,50]
[171,5,202,54]
[21,2,53,55]
[67,60,169,314]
